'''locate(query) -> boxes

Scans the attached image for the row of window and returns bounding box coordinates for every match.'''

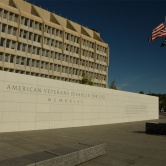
[96,44,107,53]
[1,23,107,59]
[0,9,18,23]
[96,54,107,62]
[1,68,107,87]
[65,32,80,44]
[0,37,107,66]
[21,16,42,31]
[2,24,17,36]
[0,39,107,71]
[21,17,63,38]
[0,9,108,54]
[1,23,106,59]
[45,25,63,37]
[82,39,94,49]
[0,53,106,80]
[65,44,79,54]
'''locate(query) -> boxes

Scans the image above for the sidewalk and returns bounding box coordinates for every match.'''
[0,116,165,166]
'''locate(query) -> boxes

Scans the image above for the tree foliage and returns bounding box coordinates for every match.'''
[139,91,144,94]
[79,73,93,85]
[109,80,117,90]
[147,93,166,111]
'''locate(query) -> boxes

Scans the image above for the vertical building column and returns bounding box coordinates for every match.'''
[94,42,97,63]
[106,46,110,88]
[106,46,110,66]
[79,35,82,59]
[62,29,65,54]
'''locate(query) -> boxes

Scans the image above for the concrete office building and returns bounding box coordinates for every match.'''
[0,0,109,88]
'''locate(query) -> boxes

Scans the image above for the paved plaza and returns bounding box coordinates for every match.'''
[0,114,165,166]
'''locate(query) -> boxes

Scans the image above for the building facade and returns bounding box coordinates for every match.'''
[0,0,109,88]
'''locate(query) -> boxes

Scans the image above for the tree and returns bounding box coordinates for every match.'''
[139,91,144,94]
[79,73,93,85]
[148,93,166,111]
[109,80,117,90]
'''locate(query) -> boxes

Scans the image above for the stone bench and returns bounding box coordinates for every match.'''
[146,122,166,135]
[0,141,106,166]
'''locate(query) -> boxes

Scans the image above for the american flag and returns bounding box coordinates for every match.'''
[148,22,166,42]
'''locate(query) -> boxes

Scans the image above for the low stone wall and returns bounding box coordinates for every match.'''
[0,71,159,133]
[146,122,166,135]
[0,142,106,166]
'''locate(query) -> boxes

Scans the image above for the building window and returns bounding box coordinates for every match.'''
[56,29,59,36]
[9,13,13,21]
[21,57,25,65]
[42,50,45,56]
[46,50,49,57]
[32,47,36,54]
[51,52,55,59]
[34,22,39,30]
[57,65,61,72]
[24,18,28,26]
[30,20,33,28]
[75,37,79,43]
[13,28,17,36]
[10,55,14,63]
[0,8,3,17]
[58,53,61,60]
[45,63,48,70]
[51,40,55,47]
[45,25,51,34]
[29,32,33,40]
[22,44,26,52]
[66,33,70,40]
[28,45,31,53]
[17,43,21,51]
[50,63,53,70]
[3,11,7,19]
[46,38,50,45]
[41,62,44,69]
[54,65,57,71]
[55,41,58,48]
[0,38,5,47]
[27,58,30,66]
[39,23,42,31]
[38,36,41,43]
[66,55,69,62]
[37,48,40,55]
[2,24,6,33]
[0,52,3,61]
[52,28,55,36]
[32,59,35,67]
[21,17,24,24]
[8,26,12,34]
[14,14,18,23]
[5,54,9,62]
[11,42,15,49]
[23,31,27,39]
[16,56,20,64]
[62,66,65,73]
[34,34,37,42]
[36,61,39,68]
[6,40,10,48]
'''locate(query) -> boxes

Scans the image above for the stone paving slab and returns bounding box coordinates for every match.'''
[0,143,106,166]
[0,156,35,166]
[0,116,165,166]
[23,151,57,163]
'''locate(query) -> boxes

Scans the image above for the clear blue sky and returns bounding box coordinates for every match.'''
[28,0,166,94]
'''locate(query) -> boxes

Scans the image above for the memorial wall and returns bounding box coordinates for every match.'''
[0,71,159,133]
